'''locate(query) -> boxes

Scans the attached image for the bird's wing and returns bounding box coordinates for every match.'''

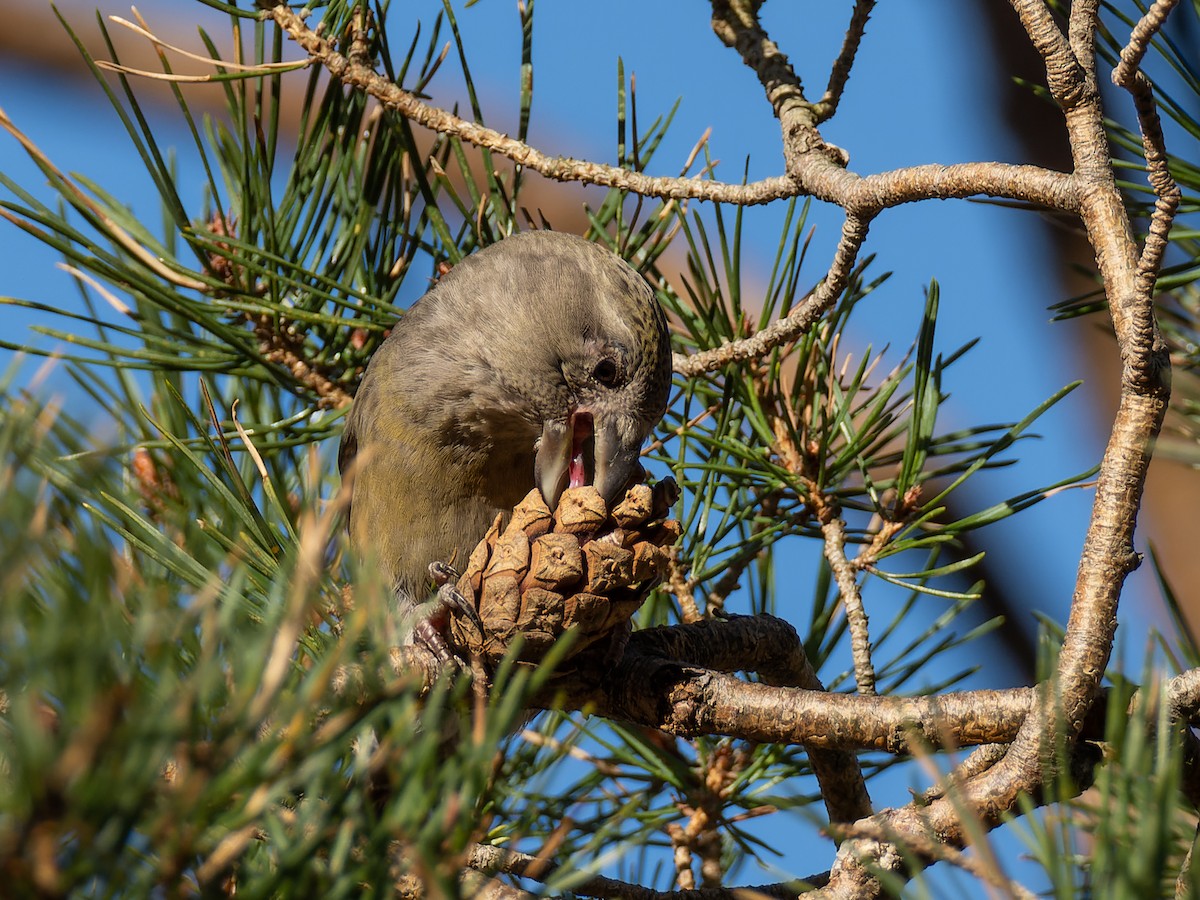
[338,416,359,476]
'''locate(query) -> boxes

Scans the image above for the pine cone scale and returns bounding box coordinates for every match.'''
[448,480,679,668]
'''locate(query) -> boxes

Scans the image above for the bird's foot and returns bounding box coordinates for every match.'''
[411,618,461,670]
[411,562,483,670]
[427,561,484,633]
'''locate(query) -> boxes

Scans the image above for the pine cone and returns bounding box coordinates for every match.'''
[447,479,680,668]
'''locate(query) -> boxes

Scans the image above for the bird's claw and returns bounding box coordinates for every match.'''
[408,562,484,671]
[427,561,485,634]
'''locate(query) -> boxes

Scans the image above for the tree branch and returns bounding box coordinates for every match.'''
[264,4,798,207]
[826,819,1040,900]
[1008,0,1090,109]
[821,516,875,696]
[1112,0,1183,309]
[709,0,843,173]
[466,842,824,899]
[815,0,877,121]
[673,213,869,376]
[740,612,874,825]
[548,617,1034,752]
[1001,0,1168,758]
[1112,0,1179,81]
[829,5,1176,871]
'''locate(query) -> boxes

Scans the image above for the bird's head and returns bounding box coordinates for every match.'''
[533,308,669,510]
[392,231,672,512]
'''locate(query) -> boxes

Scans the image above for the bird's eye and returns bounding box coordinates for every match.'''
[592,357,620,387]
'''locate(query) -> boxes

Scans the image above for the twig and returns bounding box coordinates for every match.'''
[669,166,1075,375]
[465,843,820,899]
[669,746,752,888]
[1069,0,1103,79]
[821,516,875,696]
[516,728,624,777]
[665,551,704,623]
[815,0,876,121]
[666,820,699,890]
[265,4,798,208]
[1112,1,1183,310]
[918,743,1010,804]
[825,820,1039,900]
[1112,0,1179,82]
[1008,0,1089,109]
[673,213,869,376]
[1126,75,1180,309]
[710,0,843,172]
[109,13,309,72]
[97,12,310,81]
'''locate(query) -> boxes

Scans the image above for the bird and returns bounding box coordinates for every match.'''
[338,230,672,639]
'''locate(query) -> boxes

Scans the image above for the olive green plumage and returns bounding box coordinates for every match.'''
[339,231,672,606]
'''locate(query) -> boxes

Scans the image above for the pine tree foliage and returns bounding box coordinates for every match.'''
[1,1,1199,897]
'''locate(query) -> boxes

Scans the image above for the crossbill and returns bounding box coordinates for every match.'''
[339,231,672,631]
